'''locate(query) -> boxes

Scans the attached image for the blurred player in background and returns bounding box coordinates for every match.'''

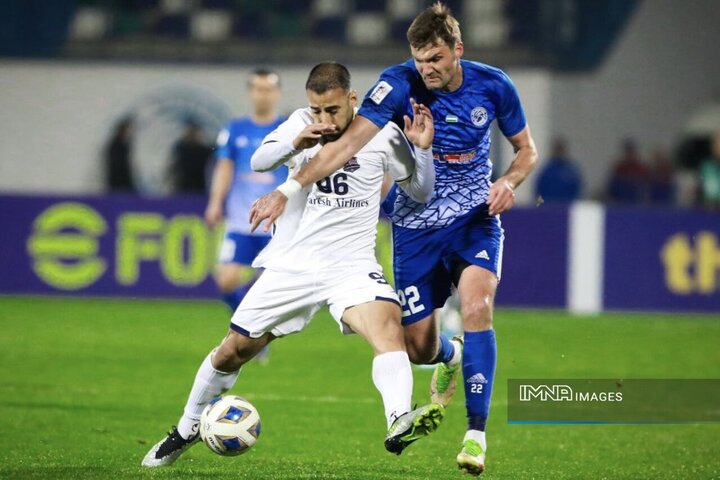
[167,120,213,194]
[204,69,286,314]
[142,62,441,467]
[248,3,538,475]
[104,116,137,193]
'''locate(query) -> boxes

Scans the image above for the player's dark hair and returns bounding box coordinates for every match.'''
[406,1,461,49]
[248,68,281,88]
[305,62,351,94]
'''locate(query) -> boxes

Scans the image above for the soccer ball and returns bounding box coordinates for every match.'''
[200,395,261,456]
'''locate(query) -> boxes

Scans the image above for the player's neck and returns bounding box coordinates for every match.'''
[443,63,463,93]
[251,111,277,124]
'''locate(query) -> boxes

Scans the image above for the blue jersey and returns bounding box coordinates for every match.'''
[358,59,526,229]
[215,115,287,233]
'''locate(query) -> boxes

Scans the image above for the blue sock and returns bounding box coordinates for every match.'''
[462,329,497,432]
[430,334,455,364]
[222,291,241,311]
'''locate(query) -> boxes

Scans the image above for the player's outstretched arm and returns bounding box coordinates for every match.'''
[204,158,233,228]
[487,125,538,216]
[248,116,381,233]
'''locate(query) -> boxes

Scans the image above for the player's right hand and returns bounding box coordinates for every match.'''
[249,190,288,233]
[403,98,434,149]
[487,177,516,216]
[204,202,223,228]
[293,123,337,150]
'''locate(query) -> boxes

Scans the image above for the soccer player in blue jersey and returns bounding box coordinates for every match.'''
[204,69,286,312]
[249,3,537,475]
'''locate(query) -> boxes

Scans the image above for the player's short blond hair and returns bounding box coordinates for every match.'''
[406,1,462,49]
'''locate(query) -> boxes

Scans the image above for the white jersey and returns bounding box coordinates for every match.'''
[251,107,428,272]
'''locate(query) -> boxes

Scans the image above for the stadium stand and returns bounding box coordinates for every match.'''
[21,0,636,69]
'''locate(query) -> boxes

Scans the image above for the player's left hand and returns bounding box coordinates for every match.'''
[487,177,516,216]
[403,98,434,149]
[249,190,288,233]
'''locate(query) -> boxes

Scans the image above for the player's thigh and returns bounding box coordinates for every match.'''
[449,207,503,330]
[342,300,404,355]
[325,263,399,336]
[231,269,319,338]
[215,263,252,291]
[449,207,504,282]
[393,225,454,326]
[219,231,271,264]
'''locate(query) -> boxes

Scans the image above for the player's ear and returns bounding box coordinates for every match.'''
[348,89,358,108]
[454,40,464,59]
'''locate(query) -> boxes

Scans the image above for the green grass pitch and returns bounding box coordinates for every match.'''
[1,296,719,479]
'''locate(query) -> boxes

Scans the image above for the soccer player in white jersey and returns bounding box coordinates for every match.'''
[142,62,441,467]
[248,4,538,475]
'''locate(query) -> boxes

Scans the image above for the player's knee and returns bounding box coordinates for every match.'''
[213,333,257,371]
[370,315,404,353]
[461,294,494,330]
[215,270,239,292]
[212,343,243,372]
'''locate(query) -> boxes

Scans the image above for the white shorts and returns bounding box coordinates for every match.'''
[229,261,399,338]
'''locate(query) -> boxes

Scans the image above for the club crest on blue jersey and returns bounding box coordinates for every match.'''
[471,106,489,126]
[343,157,361,172]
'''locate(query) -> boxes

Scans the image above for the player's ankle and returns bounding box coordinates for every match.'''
[447,339,462,366]
[177,417,200,440]
[464,429,486,449]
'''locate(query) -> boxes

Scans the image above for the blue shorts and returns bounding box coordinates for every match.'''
[219,232,271,265]
[392,205,504,325]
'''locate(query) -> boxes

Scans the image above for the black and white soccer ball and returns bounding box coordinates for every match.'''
[200,395,261,456]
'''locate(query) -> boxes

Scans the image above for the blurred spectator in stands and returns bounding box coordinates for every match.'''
[607,138,648,204]
[647,148,676,205]
[167,121,213,194]
[534,137,583,203]
[104,117,136,193]
[699,131,720,210]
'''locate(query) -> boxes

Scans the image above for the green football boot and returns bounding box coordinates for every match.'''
[384,403,445,455]
[457,436,486,476]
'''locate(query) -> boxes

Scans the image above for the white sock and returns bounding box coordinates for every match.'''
[464,429,487,452]
[372,351,413,429]
[448,338,462,366]
[177,349,239,439]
